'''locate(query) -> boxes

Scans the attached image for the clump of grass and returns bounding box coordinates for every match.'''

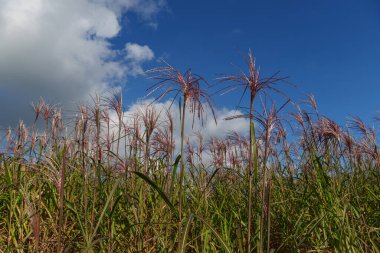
[146,62,216,251]
[0,52,379,253]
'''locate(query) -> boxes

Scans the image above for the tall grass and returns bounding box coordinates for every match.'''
[0,52,379,252]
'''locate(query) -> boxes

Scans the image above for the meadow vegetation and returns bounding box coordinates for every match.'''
[0,51,379,252]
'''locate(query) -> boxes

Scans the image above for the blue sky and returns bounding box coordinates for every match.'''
[118,0,380,124]
[0,0,379,127]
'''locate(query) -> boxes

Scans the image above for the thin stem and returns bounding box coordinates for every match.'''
[266,175,272,253]
[248,93,257,253]
[260,129,270,253]
[58,145,66,253]
[178,96,187,252]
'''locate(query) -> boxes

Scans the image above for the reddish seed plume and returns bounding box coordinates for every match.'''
[32,98,45,123]
[348,117,368,136]
[317,117,341,141]
[146,61,217,125]
[306,94,318,113]
[217,50,289,113]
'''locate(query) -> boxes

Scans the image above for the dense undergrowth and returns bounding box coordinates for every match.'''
[0,52,379,252]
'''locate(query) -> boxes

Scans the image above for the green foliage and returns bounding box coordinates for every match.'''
[0,60,379,252]
[0,148,378,252]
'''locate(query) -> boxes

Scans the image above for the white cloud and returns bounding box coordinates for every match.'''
[94,0,166,19]
[0,0,164,126]
[125,43,155,62]
[125,42,155,75]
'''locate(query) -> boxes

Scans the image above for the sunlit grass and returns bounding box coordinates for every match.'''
[0,52,379,252]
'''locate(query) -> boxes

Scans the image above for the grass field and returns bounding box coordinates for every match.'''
[0,52,379,252]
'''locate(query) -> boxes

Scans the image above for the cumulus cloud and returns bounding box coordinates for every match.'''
[125,43,155,75]
[0,0,164,127]
[126,43,155,62]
